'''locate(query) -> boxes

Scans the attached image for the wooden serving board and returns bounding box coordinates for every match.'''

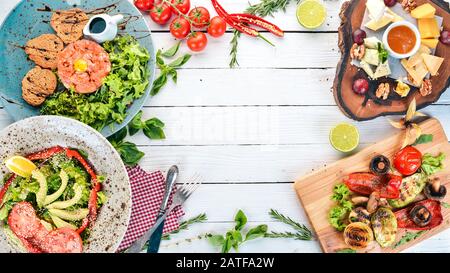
[333,0,450,121]
[294,118,450,253]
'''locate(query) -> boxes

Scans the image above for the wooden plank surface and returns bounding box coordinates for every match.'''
[295,118,450,252]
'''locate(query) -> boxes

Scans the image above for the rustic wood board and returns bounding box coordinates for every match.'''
[333,0,450,121]
[294,118,450,253]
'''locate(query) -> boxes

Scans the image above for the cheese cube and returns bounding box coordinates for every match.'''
[365,13,394,31]
[421,38,439,49]
[411,3,436,19]
[422,53,444,76]
[418,18,440,38]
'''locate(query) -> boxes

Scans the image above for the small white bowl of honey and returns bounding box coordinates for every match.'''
[382,21,421,59]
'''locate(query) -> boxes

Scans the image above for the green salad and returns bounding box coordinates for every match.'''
[41,35,151,131]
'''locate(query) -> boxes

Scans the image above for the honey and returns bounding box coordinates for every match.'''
[387,25,417,54]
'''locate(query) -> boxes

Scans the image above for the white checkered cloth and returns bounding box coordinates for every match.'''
[117,166,184,252]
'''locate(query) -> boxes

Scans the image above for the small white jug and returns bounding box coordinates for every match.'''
[83,14,124,43]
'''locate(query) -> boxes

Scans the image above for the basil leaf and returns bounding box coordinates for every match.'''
[168,54,191,68]
[234,210,247,231]
[245,225,268,241]
[168,68,178,84]
[161,41,181,58]
[107,126,128,144]
[143,118,166,140]
[221,235,233,253]
[207,234,225,247]
[116,142,145,166]
[128,110,144,136]
[156,49,165,66]
[336,248,356,253]
[413,134,433,145]
[151,72,168,96]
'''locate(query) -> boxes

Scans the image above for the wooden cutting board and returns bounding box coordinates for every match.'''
[294,118,450,253]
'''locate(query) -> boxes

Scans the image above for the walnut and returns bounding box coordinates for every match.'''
[376,82,390,100]
[420,79,432,96]
[350,43,365,60]
[401,0,417,12]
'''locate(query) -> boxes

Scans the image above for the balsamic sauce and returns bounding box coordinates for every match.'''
[89,17,106,34]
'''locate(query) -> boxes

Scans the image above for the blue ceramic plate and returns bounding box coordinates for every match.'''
[0,0,155,137]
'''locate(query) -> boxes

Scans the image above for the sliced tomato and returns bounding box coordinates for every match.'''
[38,228,83,253]
[395,199,443,230]
[8,202,41,239]
[393,146,422,176]
[343,173,402,199]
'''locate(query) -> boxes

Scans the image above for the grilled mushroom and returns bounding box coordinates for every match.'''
[409,205,432,227]
[351,196,369,205]
[424,178,447,201]
[367,192,380,213]
[349,207,371,225]
[343,222,373,250]
[369,155,390,175]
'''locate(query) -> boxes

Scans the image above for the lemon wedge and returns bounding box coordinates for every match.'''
[4,156,37,178]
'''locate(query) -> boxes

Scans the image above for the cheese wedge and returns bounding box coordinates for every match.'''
[386,8,404,22]
[401,59,424,86]
[418,44,431,54]
[406,53,423,68]
[418,18,440,38]
[362,48,380,66]
[411,3,436,19]
[366,0,386,21]
[360,60,375,79]
[373,60,391,79]
[421,38,439,49]
[365,13,394,31]
[415,62,429,79]
[421,54,444,76]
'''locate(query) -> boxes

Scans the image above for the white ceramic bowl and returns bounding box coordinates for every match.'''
[0,116,131,253]
[382,21,421,59]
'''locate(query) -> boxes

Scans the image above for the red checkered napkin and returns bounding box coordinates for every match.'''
[117,165,185,252]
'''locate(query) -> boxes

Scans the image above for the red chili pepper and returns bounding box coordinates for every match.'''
[26,146,65,161]
[229,13,284,37]
[343,173,402,199]
[0,174,16,205]
[395,199,443,230]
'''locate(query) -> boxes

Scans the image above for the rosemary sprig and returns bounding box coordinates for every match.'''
[266,209,314,240]
[229,0,298,68]
[162,213,208,240]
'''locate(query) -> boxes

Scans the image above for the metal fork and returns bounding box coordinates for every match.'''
[126,173,202,253]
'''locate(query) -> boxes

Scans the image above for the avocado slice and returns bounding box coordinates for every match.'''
[32,170,47,208]
[46,184,83,209]
[50,214,77,230]
[40,220,53,231]
[44,170,68,205]
[388,173,427,208]
[48,208,89,221]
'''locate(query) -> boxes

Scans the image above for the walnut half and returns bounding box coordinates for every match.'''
[401,0,417,12]
[350,43,365,61]
[420,79,432,97]
[376,83,390,100]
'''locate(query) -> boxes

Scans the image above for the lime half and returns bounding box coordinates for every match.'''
[329,123,360,153]
[296,0,327,29]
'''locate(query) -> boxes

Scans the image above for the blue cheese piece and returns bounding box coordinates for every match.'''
[364,37,382,49]
[362,49,379,66]
[373,60,391,79]
[360,60,375,79]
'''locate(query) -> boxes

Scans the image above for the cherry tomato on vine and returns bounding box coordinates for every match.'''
[134,0,154,11]
[170,17,191,39]
[393,146,422,176]
[207,16,226,38]
[149,1,172,25]
[171,0,190,15]
[187,32,208,52]
[188,7,210,28]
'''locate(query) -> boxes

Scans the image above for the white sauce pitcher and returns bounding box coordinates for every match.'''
[83,14,124,43]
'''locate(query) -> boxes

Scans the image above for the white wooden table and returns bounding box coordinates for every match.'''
[1,0,450,253]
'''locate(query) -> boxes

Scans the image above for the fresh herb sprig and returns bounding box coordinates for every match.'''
[336,248,357,253]
[229,0,298,68]
[207,210,268,253]
[162,213,208,240]
[413,134,433,145]
[107,127,144,166]
[265,209,313,240]
[152,42,191,96]
[128,110,166,140]
[393,231,426,249]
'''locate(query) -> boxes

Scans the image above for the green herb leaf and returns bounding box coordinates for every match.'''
[168,54,191,68]
[221,234,233,253]
[151,73,168,96]
[115,142,145,166]
[234,210,248,231]
[168,68,178,84]
[128,111,144,136]
[245,225,268,241]
[442,202,450,208]
[421,153,445,176]
[331,183,351,202]
[161,41,181,58]
[393,231,426,249]
[207,234,225,247]
[377,42,389,63]
[413,134,433,145]
[107,126,128,144]
[336,248,357,253]
[143,118,166,140]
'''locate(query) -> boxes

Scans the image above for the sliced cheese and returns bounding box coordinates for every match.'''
[360,60,375,79]
[386,8,404,22]
[373,60,391,79]
[401,59,424,86]
[406,53,423,68]
[418,44,431,54]
[365,13,394,31]
[421,38,439,49]
[362,48,380,66]
[411,3,436,19]
[415,61,429,79]
[418,18,440,39]
[366,0,386,21]
[421,53,444,76]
